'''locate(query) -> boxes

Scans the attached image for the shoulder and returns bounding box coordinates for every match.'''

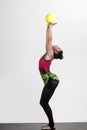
[44,53,53,61]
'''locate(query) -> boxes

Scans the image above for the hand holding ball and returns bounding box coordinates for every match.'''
[45,14,57,24]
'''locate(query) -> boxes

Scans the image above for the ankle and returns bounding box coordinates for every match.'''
[48,123,55,128]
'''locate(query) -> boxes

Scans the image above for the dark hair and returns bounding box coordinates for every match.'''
[54,50,63,59]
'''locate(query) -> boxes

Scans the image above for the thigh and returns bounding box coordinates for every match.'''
[40,85,51,102]
[46,77,59,91]
[40,78,59,103]
[40,71,59,86]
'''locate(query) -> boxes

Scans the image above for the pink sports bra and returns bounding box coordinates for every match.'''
[39,56,52,73]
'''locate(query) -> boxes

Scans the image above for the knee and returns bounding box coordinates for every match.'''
[39,99,43,106]
[39,99,46,107]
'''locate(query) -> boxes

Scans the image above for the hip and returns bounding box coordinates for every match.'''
[40,71,59,85]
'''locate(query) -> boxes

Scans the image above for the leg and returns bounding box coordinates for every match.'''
[40,78,59,129]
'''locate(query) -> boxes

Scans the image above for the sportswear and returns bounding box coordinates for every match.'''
[39,55,59,85]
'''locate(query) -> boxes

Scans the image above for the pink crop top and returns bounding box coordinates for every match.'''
[39,56,52,73]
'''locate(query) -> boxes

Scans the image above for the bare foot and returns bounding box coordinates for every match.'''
[41,124,56,130]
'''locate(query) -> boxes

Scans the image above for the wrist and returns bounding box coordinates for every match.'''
[47,24,53,28]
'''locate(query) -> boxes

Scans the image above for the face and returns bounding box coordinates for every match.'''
[53,45,62,54]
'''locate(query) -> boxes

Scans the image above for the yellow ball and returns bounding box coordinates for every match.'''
[45,14,57,24]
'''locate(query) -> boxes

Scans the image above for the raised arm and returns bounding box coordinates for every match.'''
[44,25,54,60]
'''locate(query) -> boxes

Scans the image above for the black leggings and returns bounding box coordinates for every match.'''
[40,78,59,129]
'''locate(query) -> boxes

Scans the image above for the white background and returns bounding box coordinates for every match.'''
[0,0,87,123]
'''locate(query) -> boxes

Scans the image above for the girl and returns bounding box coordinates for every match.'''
[39,24,63,130]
